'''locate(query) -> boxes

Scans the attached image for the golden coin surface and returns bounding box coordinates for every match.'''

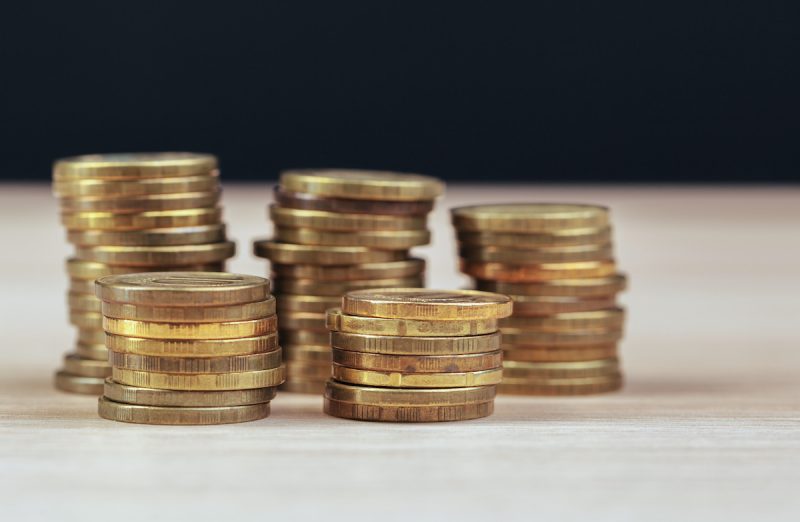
[68,292,101,313]
[77,328,106,345]
[103,316,277,340]
[98,397,270,425]
[102,298,275,323]
[326,309,498,337]
[274,276,424,297]
[75,342,109,361]
[103,379,277,407]
[342,288,513,320]
[508,295,619,316]
[280,169,444,201]
[326,380,496,406]
[112,366,286,390]
[53,152,217,180]
[272,258,425,282]
[461,260,617,282]
[331,331,501,355]
[276,294,341,313]
[275,187,434,215]
[254,239,405,265]
[69,311,103,329]
[109,349,281,373]
[53,172,220,198]
[285,361,333,380]
[278,329,330,346]
[280,380,327,394]
[96,272,270,306]
[67,259,226,280]
[76,242,235,267]
[270,206,427,231]
[67,224,227,247]
[503,358,619,379]
[456,227,613,248]
[105,333,278,357]
[59,191,221,213]
[503,343,618,362]
[324,397,493,422]
[451,203,609,232]
[501,328,623,347]
[500,308,625,332]
[274,227,431,249]
[62,354,111,378]
[61,207,222,231]
[332,348,502,373]
[498,373,623,395]
[459,243,613,264]
[54,371,104,394]
[282,344,332,362]
[477,274,628,297]
[332,364,503,388]
[278,312,327,332]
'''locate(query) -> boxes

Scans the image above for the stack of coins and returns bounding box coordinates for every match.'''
[253,170,444,393]
[52,153,234,394]
[324,289,512,422]
[94,273,284,425]
[451,204,628,395]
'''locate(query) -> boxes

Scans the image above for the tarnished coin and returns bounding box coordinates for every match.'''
[61,207,223,231]
[75,342,109,361]
[332,348,502,373]
[279,312,327,332]
[254,240,405,265]
[105,333,278,356]
[68,224,227,247]
[324,397,494,422]
[112,366,286,390]
[341,288,512,320]
[507,294,619,316]
[461,260,617,282]
[451,203,609,232]
[274,227,431,249]
[459,243,613,264]
[326,380,496,406]
[498,373,623,395]
[502,343,618,362]
[271,258,425,282]
[68,292,102,313]
[54,371,104,394]
[274,187,434,215]
[332,364,503,388]
[59,191,221,213]
[282,344,332,363]
[53,152,217,180]
[326,309,498,337]
[273,277,424,297]
[499,308,626,332]
[331,331,501,355]
[103,379,277,407]
[456,227,612,248]
[102,316,277,340]
[62,354,111,378]
[53,172,220,198]
[67,259,225,280]
[501,328,623,347]
[503,358,619,379]
[476,274,628,297]
[76,242,235,267]
[276,294,341,314]
[98,397,271,425]
[102,298,275,323]
[270,206,427,231]
[69,311,103,329]
[278,329,330,347]
[108,349,282,373]
[280,169,444,201]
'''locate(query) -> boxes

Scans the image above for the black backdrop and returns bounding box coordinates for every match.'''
[2,2,798,182]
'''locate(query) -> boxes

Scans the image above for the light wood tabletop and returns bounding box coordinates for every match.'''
[1,183,798,521]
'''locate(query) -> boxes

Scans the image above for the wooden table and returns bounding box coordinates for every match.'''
[1,184,798,521]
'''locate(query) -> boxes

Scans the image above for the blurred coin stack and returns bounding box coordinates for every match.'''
[95,273,284,425]
[253,170,444,394]
[451,204,628,395]
[52,153,234,394]
[324,289,512,422]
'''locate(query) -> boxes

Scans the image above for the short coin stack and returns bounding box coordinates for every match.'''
[52,153,234,394]
[94,273,283,425]
[451,204,628,395]
[324,289,512,422]
[253,170,444,393]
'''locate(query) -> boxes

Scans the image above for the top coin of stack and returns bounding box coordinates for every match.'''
[451,203,627,395]
[253,169,444,393]
[52,153,235,394]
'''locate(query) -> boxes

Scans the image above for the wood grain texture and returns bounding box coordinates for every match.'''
[1,184,799,521]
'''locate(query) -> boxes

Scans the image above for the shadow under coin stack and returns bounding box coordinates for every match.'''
[94,273,283,425]
[52,153,234,394]
[253,170,444,394]
[451,204,628,395]
[324,289,512,422]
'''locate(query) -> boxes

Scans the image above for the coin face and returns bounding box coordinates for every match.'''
[342,288,513,320]
[452,203,609,232]
[54,152,218,180]
[280,169,444,201]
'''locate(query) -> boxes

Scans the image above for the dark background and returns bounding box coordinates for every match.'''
[2,2,798,182]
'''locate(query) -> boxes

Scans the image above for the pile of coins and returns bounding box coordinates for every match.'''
[52,153,234,394]
[451,204,628,395]
[253,170,444,393]
[324,289,512,422]
[94,273,283,425]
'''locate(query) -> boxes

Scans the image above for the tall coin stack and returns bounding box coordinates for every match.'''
[52,153,234,394]
[253,170,444,394]
[95,273,284,425]
[451,204,628,395]
[324,289,512,422]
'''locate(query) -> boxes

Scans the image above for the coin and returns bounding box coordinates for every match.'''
[331,364,503,388]
[53,172,220,198]
[270,206,427,231]
[96,272,270,306]
[285,361,332,380]
[102,298,275,323]
[68,224,227,247]
[499,308,626,332]
[53,152,218,180]
[276,294,341,313]
[331,331,501,355]
[326,380,496,406]
[59,191,221,213]
[501,328,623,347]
[78,328,106,345]
[459,243,613,264]
[109,349,282,373]
[456,227,612,248]
[273,277,424,297]
[503,358,619,379]
[103,379,277,407]
[451,203,609,232]
[274,187,434,216]
[70,278,102,294]
[75,342,109,361]
[103,316,277,339]
[254,240,406,265]
[112,366,285,390]
[68,292,102,313]
[61,207,223,231]
[105,333,278,356]
[274,227,431,249]
[324,397,493,422]
[271,258,425,281]
[502,344,618,362]
[75,242,235,266]
[62,354,111,378]
[282,344,331,362]
[98,397,270,425]
[280,169,444,201]
[332,348,502,373]
[506,295,619,316]
[476,274,628,297]
[341,288,513,320]
[461,260,617,282]
[326,309,499,337]
[278,312,327,332]
[69,311,103,329]
[280,380,327,394]
[498,373,623,395]
[54,371,104,394]
[278,329,330,346]
[67,259,226,280]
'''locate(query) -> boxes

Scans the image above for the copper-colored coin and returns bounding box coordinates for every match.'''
[451,203,609,232]
[332,348,502,373]
[508,295,619,316]
[61,207,223,231]
[324,397,494,422]
[59,191,221,213]
[67,224,227,247]
[501,328,623,347]
[103,316,277,340]
[341,288,512,320]
[254,240,406,265]
[499,308,626,332]
[62,354,111,378]
[327,309,498,337]
[459,243,613,264]
[502,343,618,362]
[103,379,277,407]
[331,331,501,355]
[270,206,427,231]
[456,227,612,248]
[279,312,327,332]
[98,397,271,425]
[102,298,275,323]
[282,344,331,363]
[67,259,226,280]
[274,187,434,215]
[331,364,503,388]
[53,171,220,198]
[279,380,327,394]
[503,358,619,379]
[108,349,282,373]
[498,373,623,395]
[276,294,341,314]
[273,276,424,297]
[461,260,617,282]
[76,242,235,267]
[53,152,218,180]
[68,292,101,313]
[278,329,330,347]
[105,333,279,357]
[271,258,425,282]
[274,227,431,250]
[280,169,444,201]
[54,371,105,394]
[476,274,628,297]
[75,342,109,361]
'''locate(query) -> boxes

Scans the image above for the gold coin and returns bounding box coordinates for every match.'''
[69,311,103,329]
[70,278,101,294]
[53,152,217,180]
[461,260,617,282]
[273,276,424,297]
[105,333,278,356]
[274,227,431,249]
[98,397,270,425]
[102,298,275,323]
[103,316,277,340]
[75,342,109,361]
[270,205,427,231]
[254,239,405,265]
[62,354,111,378]
[275,187,434,216]
[342,288,513,320]
[324,396,493,422]
[326,309,498,337]
[498,373,623,395]
[282,344,331,362]
[503,358,619,379]
[54,371,104,394]
[500,308,626,332]
[476,274,628,297]
[112,366,285,390]
[331,331,501,355]
[280,169,444,201]
[67,259,226,280]
[331,364,503,388]
[451,203,609,232]
[503,344,618,362]
[68,292,101,313]
[276,294,341,314]
[278,329,330,346]
[280,380,327,394]
[332,348,502,373]
[61,207,223,231]
[75,242,235,267]
[456,227,612,248]
[272,258,425,282]
[279,312,327,332]
[507,294,619,316]
[103,379,277,407]
[109,349,282,373]
[326,379,496,406]
[285,361,332,380]
[53,172,220,198]
[77,328,106,345]
[459,243,613,264]
[501,328,623,347]
[96,272,270,306]
[59,191,221,213]
[68,224,227,247]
